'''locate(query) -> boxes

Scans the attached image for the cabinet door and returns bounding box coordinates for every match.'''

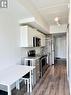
[35,30,46,47]
[39,32,45,47]
[28,27,34,47]
[20,26,34,47]
[20,26,28,47]
[20,25,46,47]
[35,59,40,82]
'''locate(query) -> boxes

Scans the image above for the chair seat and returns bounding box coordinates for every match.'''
[22,72,30,78]
[0,90,7,95]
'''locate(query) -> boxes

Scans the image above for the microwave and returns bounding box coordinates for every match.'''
[28,50,36,57]
[33,37,41,47]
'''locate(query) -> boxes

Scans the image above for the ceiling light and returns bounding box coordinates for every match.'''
[54,17,59,22]
[54,17,61,26]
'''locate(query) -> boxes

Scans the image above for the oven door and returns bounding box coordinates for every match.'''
[40,55,47,77]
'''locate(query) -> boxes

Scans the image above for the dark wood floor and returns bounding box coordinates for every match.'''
[32,60,70,95]
[0,60,70,95]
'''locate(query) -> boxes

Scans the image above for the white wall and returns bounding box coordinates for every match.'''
[55,36,66,59]
[0,0,32,71]
[50,24,67,34]
[0,9,22,92]
[0,10,21,71]
[0,0,33,91]
[69,0,71,94]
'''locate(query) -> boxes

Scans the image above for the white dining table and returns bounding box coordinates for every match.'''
[0,64,35,95]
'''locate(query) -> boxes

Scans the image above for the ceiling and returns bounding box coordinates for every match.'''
[8,0,33,19]
[31,0,70,25]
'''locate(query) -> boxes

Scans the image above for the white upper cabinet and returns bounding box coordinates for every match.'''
[20,26,34,47]
[33,29,46,46]
[20,25,46,47]
[41,33,46,47]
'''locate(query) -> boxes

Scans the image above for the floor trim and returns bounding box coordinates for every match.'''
[68,78,71,95]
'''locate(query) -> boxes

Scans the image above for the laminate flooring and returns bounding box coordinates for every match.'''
[32,60,70,95]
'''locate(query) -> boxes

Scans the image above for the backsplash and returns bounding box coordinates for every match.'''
[21,47,42,64]
[41,38,49,55]
[21,47,42,56]
[41,36,52,56]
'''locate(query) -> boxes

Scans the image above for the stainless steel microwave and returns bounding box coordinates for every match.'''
[33,37,41,47]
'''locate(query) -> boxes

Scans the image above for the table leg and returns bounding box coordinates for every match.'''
[30,70,32,94]
[27,79,29,93]
[16,80,20,90]
[8,86,11,95]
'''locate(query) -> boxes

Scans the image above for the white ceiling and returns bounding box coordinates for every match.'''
[8,0,33,19]
[31,0,70,25]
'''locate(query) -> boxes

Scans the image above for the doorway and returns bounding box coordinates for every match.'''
[54,33,67,63]
[52,32,69,79]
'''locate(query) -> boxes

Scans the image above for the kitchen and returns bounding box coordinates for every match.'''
[0,0,70,95]
[20,25,50,85]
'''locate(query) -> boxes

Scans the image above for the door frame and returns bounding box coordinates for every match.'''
[66,28,69,79]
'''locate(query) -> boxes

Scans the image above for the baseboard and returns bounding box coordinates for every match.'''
[69,82,71,95]
[68,77,71,95]
[55,57,66,60]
